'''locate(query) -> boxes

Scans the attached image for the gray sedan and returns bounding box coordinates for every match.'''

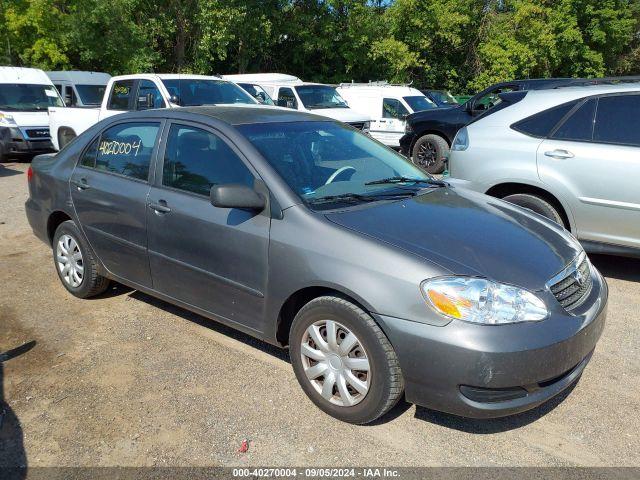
[25,106,607,424]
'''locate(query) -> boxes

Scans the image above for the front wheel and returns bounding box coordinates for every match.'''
[52,220,110,298]
[501,193,565,226]
[411,134,448,174]
[289,296,404,424]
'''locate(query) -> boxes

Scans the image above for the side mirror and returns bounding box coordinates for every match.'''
[64,94,73,107]
[210,184,265,211]
[169,94,181,106]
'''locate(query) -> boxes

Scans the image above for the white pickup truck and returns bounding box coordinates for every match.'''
[49,73,258,150]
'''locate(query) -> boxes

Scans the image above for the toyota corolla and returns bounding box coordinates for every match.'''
[25,106,607,424]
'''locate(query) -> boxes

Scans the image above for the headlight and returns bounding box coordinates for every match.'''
[0,113,17,126]
[451,127,468,151]
[421,277,548,324]
[404,122,413,134]
[362,121,370,133]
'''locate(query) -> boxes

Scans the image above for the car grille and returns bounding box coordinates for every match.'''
[25,128,50,139]
[348,122,365,130]
[548,254,593,311]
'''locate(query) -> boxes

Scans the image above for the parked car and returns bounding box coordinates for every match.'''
[420,89,459,107]
[235,82,275,105]
[222,73,371,129]
[49,73,258,150]
[46,71,111,108]
[0,66,64,162]
[26,105,607,423]
[336,82,437,148]
[447,84,640,257]
[401,77,609,174]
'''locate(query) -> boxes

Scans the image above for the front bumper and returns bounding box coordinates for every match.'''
[376,269,607,418]
[1,126,54,158]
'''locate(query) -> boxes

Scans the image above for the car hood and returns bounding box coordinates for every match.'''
[310,108,371,123]
[407,105,460,122]
[324,187,581,291]
[1,110,50,127]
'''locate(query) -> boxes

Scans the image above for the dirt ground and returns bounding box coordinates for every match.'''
[1,160,639,468]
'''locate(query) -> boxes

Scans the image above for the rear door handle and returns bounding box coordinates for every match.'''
[71,178,90,190]
[544,149,574,160]
[148,201,171,214]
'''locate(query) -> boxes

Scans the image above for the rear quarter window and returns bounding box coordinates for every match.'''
[511,100,579,138]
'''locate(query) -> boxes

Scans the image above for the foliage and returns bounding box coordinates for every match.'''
[1,0,638,93]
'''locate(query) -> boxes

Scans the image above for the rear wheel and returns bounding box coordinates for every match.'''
[502,193,564,226]
[289,296,404,424]
[411,134,448,174]
[52,220,109,298]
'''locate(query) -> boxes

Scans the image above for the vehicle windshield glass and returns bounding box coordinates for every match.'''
[294,85,348,109]
[238,121,432,209]
[238,83,274,105]
[161,79,256,106]
[429,91,458,105]
[0,83,64,111]
[75,84,107,105]
[403,96,436,112]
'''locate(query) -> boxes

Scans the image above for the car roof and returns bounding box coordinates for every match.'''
[125,104,333,125]
[111,73,224,81]
[337,84,423,96]
[46,71,111,84]
[0,66,52,85]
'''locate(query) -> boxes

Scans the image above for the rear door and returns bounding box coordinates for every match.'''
[537,93,640,249]
[146,121,270,333]
[371,97,408,146]
[70,120,163,287]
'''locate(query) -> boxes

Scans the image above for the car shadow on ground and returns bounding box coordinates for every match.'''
[127,290,290,362]
[0,340,36,477]
[0,165,23,178]
[589,254,640,282]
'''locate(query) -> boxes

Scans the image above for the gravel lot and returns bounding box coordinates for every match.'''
[1,160,639,468]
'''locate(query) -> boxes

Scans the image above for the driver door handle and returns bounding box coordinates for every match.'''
[544,149,574,160]
[148,201,171,214]
[71,178,90,190]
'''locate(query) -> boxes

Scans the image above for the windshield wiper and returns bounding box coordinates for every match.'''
[307,191,415,205]
[365,176,447,187]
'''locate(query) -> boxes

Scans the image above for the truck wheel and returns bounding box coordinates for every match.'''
[58,129,77,150]
[289,296,404,424]
[412,134,448,174]
[502,193,564,226]
[52,220,110,298]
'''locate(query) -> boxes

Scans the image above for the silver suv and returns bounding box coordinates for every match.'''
[447,84,640,257]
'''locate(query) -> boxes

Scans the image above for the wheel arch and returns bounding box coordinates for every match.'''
[57,127,77,149]
[46,210,73,245]
[275,285,377,347]
[485,182,573,231]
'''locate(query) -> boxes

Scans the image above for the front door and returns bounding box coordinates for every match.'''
[146,122,270,333]
[70,120,162,287]
[537,94,640,249]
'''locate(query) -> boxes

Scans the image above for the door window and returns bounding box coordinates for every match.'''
[108,80,135,110]
[551,99,596,142]
[93,122,160,180]
[593,95,640,147]
[382,98,409,119]
[136,80,166,110]
[162,124,254,196]
[277,88,298,109]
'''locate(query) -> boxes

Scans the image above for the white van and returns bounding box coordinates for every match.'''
[336,83,437,148]
[0,67,64,161]
[223,73,371,130]
[46,71,111,107]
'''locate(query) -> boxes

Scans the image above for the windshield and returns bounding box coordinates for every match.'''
[238,121,432,209]
[429,90,459,106]
[161,79,256,106]
[294,85,348,110]
[75,84,107,105]
[403,96,436,112]
[238,83,275,105]
[0,83,64,111]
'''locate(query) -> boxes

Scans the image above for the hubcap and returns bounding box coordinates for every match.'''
[415,141,437,168]
[300,320,370,407]
[56,234,84,288]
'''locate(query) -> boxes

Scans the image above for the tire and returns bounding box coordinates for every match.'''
[289,296,404,424]
[58,129,77,150]
[52,220,110,298]
[502,193,564,226]
[411,134,448,174]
